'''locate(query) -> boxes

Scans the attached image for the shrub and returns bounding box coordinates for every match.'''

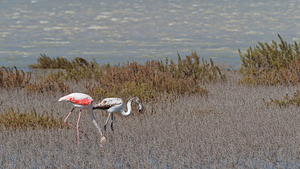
[0,65,70,93]
[29,54,72,69]
[0,108,66,130]
[86,52,225,101]
[28,52,225,101]
[30,54,100,82]
[265,90,300,107]
[0,66,31,88]
[64,58,100,82]
[239,34,300,85]
[25,72,71,93]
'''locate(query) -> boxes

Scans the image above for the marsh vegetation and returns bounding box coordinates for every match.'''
[1,37,300,168]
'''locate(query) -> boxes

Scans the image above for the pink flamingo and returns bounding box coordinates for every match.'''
[93,97,142,131]
[58,93,106,146]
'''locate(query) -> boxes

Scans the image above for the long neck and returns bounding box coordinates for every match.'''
[90,107,104,137]
[120,99,133,116]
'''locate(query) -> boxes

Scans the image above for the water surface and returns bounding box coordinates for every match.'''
[1,0,300,68]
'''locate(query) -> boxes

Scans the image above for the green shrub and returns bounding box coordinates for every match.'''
[29,54,73,69]
[239,34,300,85]
[0,108,66,130]
[64,58,100,82]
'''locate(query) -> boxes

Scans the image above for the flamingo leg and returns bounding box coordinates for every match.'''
[76,110,82,146]
[64,108,88,138]
[104,113,111,131]
[111,113,114,131]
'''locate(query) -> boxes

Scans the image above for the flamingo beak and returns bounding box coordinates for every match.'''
[139,104,143,111]
[92,104,100,109]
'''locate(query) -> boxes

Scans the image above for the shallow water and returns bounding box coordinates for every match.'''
[1,0,300,68]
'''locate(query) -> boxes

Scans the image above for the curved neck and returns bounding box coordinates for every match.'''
[90,107,104,137]
[120,99,133,116]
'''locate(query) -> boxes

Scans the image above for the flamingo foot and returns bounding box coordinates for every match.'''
[100,136,107,148]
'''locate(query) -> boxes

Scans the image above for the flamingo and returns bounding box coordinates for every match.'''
[58,93,106,146]
[93,97,143,131]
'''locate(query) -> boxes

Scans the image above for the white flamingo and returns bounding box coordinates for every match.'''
[58,93,106,146]
[93,97,143,131]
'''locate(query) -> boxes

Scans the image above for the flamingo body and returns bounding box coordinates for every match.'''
[58,93,93,108]
[58,93,106,146]
[93,97,142,131]
[95,98,124,113]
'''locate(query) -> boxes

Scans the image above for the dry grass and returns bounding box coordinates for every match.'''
[0,71,299,168]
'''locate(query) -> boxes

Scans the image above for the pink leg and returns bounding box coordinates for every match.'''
[64,108,88,138]
[76,110,82,146]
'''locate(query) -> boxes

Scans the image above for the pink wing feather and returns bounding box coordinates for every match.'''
[59,93,93,105]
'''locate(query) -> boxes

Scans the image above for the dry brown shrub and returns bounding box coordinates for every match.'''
[28,52,225,101]
[0,66,70,94]
[24,72,71,94]
[86,52,225,101]
[0,66,31,88]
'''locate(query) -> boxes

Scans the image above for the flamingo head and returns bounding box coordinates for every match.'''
[132,97,143,112]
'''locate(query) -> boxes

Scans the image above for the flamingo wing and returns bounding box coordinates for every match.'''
[93,98,122,110]
[59,93,93,105]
